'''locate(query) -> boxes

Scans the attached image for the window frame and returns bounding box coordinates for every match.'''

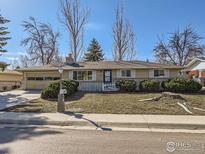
[73,71,93,81]
[121,70,131,77]
[154,69,165,77]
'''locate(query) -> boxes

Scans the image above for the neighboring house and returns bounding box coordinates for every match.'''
[19,55,182,92]
[183,57,205,86]
[0,70,22,91]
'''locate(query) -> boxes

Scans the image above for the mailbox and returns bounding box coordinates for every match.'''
[60,89,67,94]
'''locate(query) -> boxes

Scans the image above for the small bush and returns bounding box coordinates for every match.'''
[12,85,18,90]
[139,80,160,92]
[164,77,202,93]
[186,80,202,93]
[41,80,79,99]
[115,80,137,92]
[2,86,7,91]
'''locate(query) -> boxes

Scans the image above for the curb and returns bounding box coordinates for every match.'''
[0,119,205,130]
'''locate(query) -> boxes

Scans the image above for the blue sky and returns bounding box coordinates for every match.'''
[1,0,205,65]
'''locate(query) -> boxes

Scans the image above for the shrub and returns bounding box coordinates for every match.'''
[41,80,79,99]
[139,80,160,92]
[164,77,202,93]
[115,80,137,92]
[2,86,7,91]
[12,85,18,90]
[186,80,202,93]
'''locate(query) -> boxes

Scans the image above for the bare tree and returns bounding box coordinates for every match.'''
[21,17,62,66]
[59,0,90,62]
[112,4,137,61]
[154,26,205,66]
[126,29,137,60]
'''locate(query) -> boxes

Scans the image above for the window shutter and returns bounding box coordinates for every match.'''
[149,69,154,78]
[92,70,96,81]
[131,70,136,78]
[117,70,121,78]
[165,69,170,78]
[69,71,73,80]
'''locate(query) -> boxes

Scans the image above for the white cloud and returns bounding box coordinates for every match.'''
[17,51,25,55]
[6,57,19,61]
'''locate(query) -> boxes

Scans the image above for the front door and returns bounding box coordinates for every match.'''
[103,70,112,83]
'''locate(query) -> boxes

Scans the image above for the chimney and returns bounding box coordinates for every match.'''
[66,54,74,65]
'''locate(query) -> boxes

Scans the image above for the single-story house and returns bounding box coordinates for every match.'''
[183,57,205,86]
[0,70,22,91]
[19,55,182,91]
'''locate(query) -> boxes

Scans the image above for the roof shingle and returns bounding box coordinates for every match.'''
[19,60,182,72]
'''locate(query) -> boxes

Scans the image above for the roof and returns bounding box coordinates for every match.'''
[185,57,205,68]
[19,61,182,72]
[183,57,205,71]
[0,70,22,75]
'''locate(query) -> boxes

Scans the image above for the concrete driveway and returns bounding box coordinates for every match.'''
[0,90,41,110]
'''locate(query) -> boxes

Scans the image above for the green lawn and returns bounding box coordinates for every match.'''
[3,91,205,115]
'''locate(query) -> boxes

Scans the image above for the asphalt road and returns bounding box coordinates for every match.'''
[0,125,204,154]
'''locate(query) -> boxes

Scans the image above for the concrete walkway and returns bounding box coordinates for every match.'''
[0,90,40,110]
[0,112,205,130]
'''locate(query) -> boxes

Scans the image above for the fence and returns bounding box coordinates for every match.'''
[78,81,119,92]
[78,81,103,92]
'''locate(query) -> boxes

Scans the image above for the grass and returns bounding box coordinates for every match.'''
[3,91,205,115]
[66,92,188,115]
[3,99,57,113]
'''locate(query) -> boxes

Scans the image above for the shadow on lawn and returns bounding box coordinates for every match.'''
[64,111,112,131]
[66,91,85,101]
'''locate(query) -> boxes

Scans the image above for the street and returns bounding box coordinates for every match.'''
[0,125,204,154]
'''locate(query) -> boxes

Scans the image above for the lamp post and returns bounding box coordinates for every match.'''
[57,66,65,113]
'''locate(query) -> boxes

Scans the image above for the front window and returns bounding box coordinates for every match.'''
[121,70,131,77]
[73,71,93,81]
[154,70,165,77]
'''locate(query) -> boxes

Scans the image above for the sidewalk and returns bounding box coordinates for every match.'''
[1,112,205,130]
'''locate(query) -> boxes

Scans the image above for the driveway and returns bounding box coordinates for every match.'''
[0,90,41,110]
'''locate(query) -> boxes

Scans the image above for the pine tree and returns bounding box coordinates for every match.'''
[84,38,104,61]
[0,14,10,53]
[0,14,10,71]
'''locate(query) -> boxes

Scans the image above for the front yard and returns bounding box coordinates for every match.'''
[3,91,205,115]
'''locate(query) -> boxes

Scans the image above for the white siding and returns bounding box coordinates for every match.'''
[131,70,136,78]
[164,69,170,78]
[149,69,154,78]
[69,71,73,80]
[92,70,96,81]
[117,70,121,78]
